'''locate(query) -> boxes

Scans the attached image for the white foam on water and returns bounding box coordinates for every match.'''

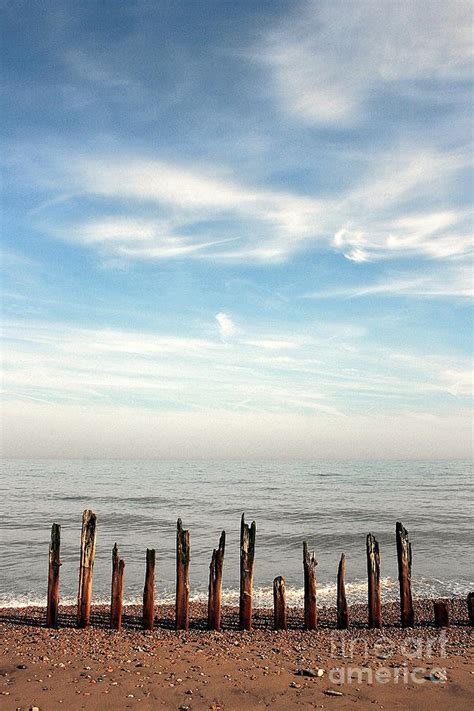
[2,576,472,609]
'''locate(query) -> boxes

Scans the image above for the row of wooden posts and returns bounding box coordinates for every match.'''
[46,512,474,632]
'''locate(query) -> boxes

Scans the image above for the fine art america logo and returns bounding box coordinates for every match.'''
[327,631,448,685]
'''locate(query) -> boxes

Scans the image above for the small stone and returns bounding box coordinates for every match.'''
[17,664,28,669]
[289,681,301,688]
[127,694,134,698]
[324,689,343,696]
[296,668,317,677]
[427,670,447,682]
[317,669,325,677]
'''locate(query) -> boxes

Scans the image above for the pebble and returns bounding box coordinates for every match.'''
[1,599,471,711]
[296,668,317,677]
[427,670,447,682]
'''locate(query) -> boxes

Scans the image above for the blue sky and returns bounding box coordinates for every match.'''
[1,0,472,458]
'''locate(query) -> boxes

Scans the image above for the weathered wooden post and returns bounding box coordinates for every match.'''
[143,548,156,631]
[46,523,61,628]
[396,522,414,627]
[77,509,97,628]
[337,553,349,629]
[367,533,382,629]
[239,514,256,631]
[110,543,125,630]
[208,531,225,631]
[303,541,317,630]
[176,518,190,631]
[434,601,450,628]
[468,592,474,626]
[273,576,287,630]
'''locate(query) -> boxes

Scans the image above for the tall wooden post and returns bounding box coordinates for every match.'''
[208,531,225,631]
[367,533,382,629]
[468,592,474,626]
[110,543,125,630]
[77,509,97,628]
[396,522,414,627]
[46,523,61,628]
[337,553,349,629]
[273,576,287,630]
[143,548,156,631]
[239,514,256,631]
[303,541,317,630]
[434,601,450,628]
[176,518,190,631]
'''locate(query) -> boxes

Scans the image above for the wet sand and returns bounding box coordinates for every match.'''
[1,599,472,710]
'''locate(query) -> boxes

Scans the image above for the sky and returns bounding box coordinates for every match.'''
[1,0,472,459]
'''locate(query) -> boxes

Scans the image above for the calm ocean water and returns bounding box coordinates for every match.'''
[1,460,472,608]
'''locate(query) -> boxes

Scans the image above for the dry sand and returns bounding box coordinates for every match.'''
[1,599,472,710]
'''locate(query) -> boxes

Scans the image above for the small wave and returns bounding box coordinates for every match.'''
[2,576,472,609]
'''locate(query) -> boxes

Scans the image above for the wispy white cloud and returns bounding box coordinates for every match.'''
[215,312,237,340]
[332,149,472,264]
[304,263,473,300]
[71,216,236,258]
[2,319,471,419]
[54,154,326,261]
[259,0,472,125]
[2,1,471,460]
[23,141,471,278]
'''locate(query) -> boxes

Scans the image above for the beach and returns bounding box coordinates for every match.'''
[1,600,473,710]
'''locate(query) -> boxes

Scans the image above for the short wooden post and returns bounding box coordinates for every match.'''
[239,514,256,631]
[110,543,125,630]
[273,576,287,630]
[468,592,474,626]
[434,601,450,628]
[46,523,61,628]
[176,518,190,631]
[337,553,349,629]
[143,549,156,631]
[77,509,97,628]
[396,522,414,627]
[208,531,225,631]
[367,533,382,629]
[303,541,317,630]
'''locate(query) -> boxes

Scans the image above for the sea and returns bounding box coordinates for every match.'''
[1,459,472,608]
